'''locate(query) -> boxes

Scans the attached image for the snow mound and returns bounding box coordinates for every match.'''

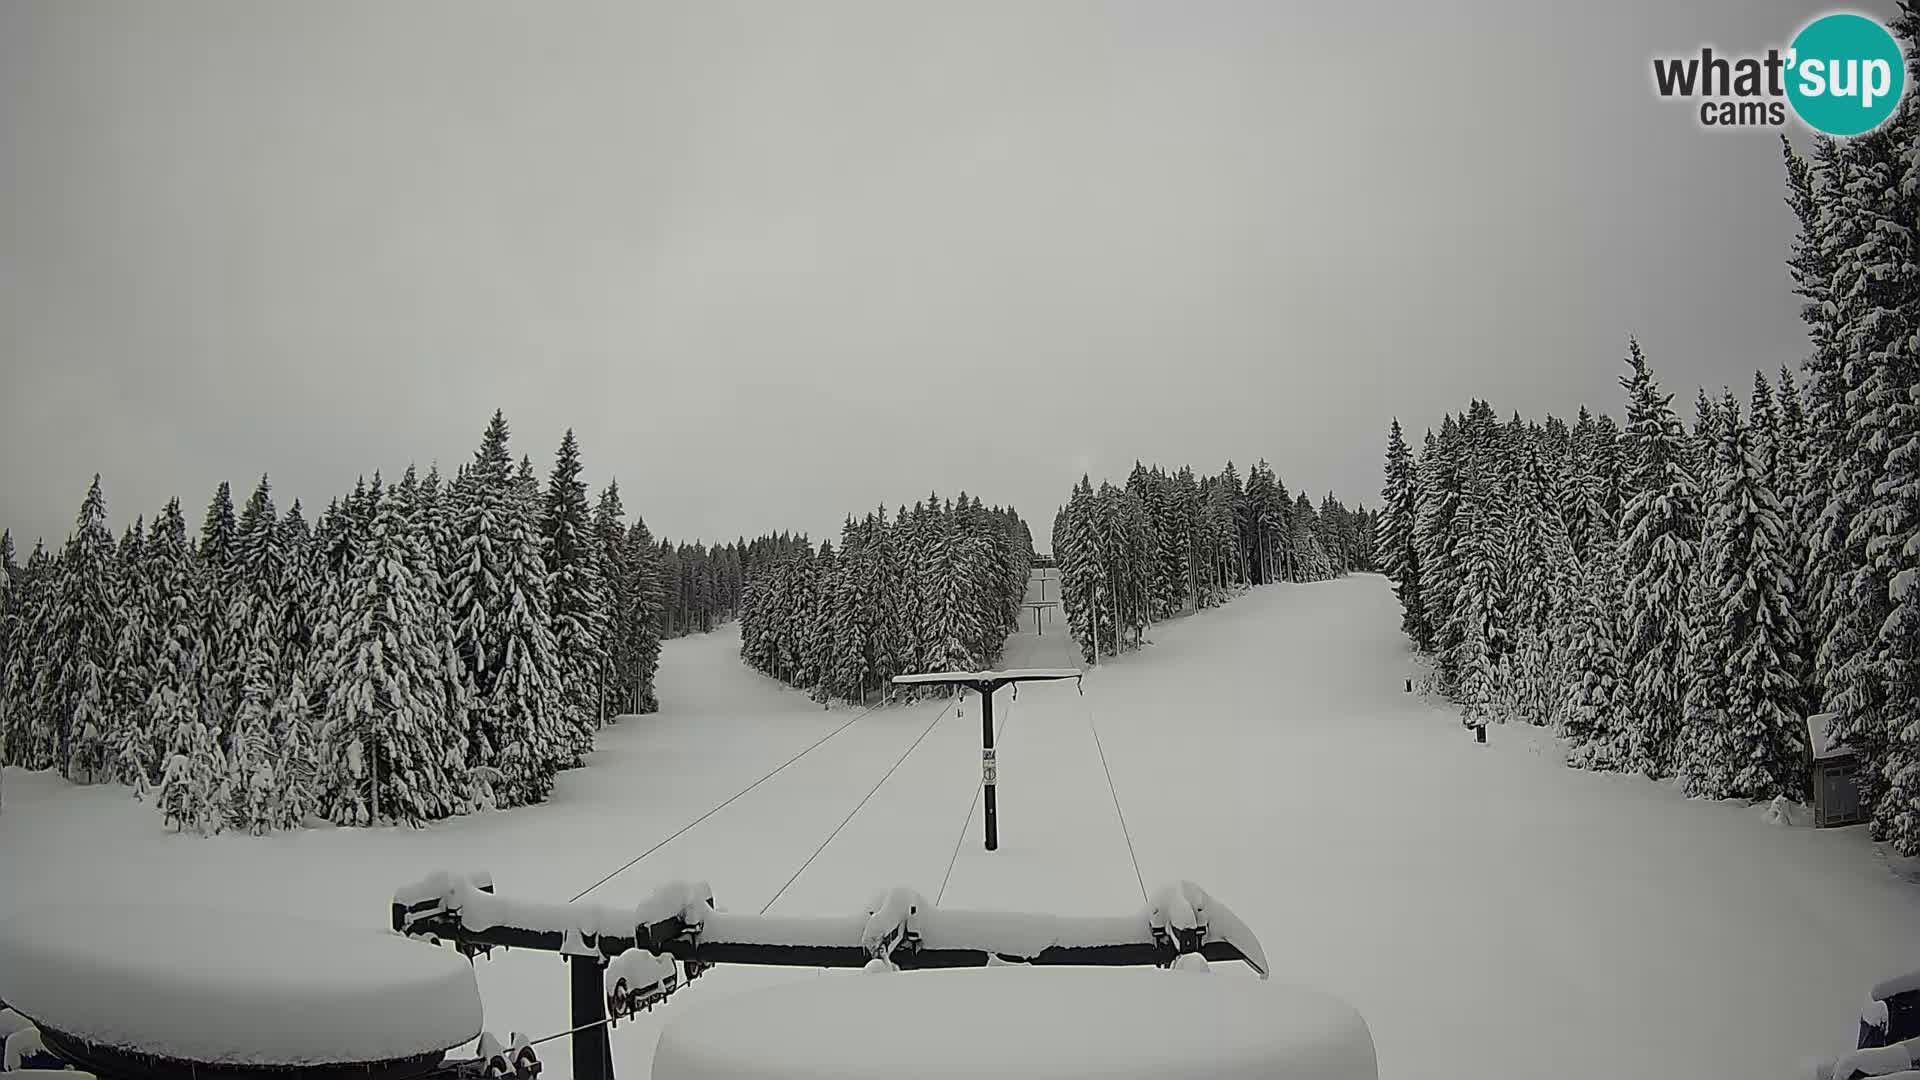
[1764,795,1812,827]
[1828,1037,1918,1078]
[651,967,1375,1080]
[0,902,482,1066]
[5,1025,47,1070]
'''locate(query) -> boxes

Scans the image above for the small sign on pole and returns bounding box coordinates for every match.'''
[983,747,996,784]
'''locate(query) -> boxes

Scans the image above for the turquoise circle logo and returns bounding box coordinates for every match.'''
[1787,13,1906,136]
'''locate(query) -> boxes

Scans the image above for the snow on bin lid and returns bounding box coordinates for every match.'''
[651,967,1377,1080]
[0,901,482,1067]
[1808,712,1850,761]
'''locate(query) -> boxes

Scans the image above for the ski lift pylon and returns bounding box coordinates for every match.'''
[889,668,1083,850]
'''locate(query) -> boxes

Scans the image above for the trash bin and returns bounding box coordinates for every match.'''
[1807,713,1869,829]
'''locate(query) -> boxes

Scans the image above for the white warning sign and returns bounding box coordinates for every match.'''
[983,747,997,784]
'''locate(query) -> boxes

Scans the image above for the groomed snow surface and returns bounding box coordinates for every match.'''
[2,575,1916,1079]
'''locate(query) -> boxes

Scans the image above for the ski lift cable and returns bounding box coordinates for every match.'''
[935,687,1016,906]
[1083,689,1150,908]
[759,694,960,915]
[570,696,892,903]
[523,1014,613,1049]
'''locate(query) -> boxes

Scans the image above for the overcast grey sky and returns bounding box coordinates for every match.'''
[0,0,1848,551]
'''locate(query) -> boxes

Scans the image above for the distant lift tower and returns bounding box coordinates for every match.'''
[891,668,1083,851]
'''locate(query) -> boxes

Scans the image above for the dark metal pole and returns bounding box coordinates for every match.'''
[980,683,997,851]
[569,953,613,1080]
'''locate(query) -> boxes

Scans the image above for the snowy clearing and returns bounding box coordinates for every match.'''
[2,574,1916,1079]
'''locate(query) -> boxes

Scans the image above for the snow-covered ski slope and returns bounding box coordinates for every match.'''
[2,573,1917,1079]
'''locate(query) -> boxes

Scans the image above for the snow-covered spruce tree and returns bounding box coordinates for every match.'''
[863,512,898,697]
[119,503,191,796]
[737,568,768,674]
[1688,387,1717,493]
[0,531,14,769]
[3,544,57,770]
[1099,485,1142,651]
[1379,419,1429,649]
[1708,390,1807,801]
[146,500,225,834]
[299,497,353,789]
[401,467,474,816]
[786,546,821,690]
[223,476,290,833]
[1448,479,1506,717]
[449,412,567,806]
[195,480,243,754]
[1241,462,1277,585]
[590,482,632,715]
[808,541,838,703]
[868,510,907,689]
[1172,467,1203,611]
[907,498,954,676]
[1457,601,1498,730]
[1286,491,1322,583]
[1616,340,1701,779]
[1563,537,1629,768]
[542,430,605,754]
[1416,419,1465,689]
[1502,443,1573,725]
[1093,484,1131,658]
[48,476,117,783]
[1059,474,1121,661]
[827,517,873,703]
[1677,395,1732,796]
[1791,136,1866,766]
[105,515,158,791]
[156,691,227,835]
[1772,366,1808,523]
[1143,470,1181,619]
[1851,86,1920,847]
[1591,413,1629,543]
[1204,473,1238,605]
[630,520,665,712]
[1812,129,1909,812]
[590,483,664,716]
[317,485,466,826]
[1562,408,1610,560]
[1781,139,1843,735]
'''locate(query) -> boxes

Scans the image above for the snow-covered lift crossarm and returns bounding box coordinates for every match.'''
[391,872,1267,975]
[891,667,1083,850]
[392,871,1267,1080]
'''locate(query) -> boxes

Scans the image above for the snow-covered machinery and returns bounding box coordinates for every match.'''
[0,901,539,1080]
[1801,969,1920,1080]
[604,948,679,1020]
[390,870,1280,1080]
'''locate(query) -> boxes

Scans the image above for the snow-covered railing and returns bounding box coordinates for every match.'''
[392,871,1266,977]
